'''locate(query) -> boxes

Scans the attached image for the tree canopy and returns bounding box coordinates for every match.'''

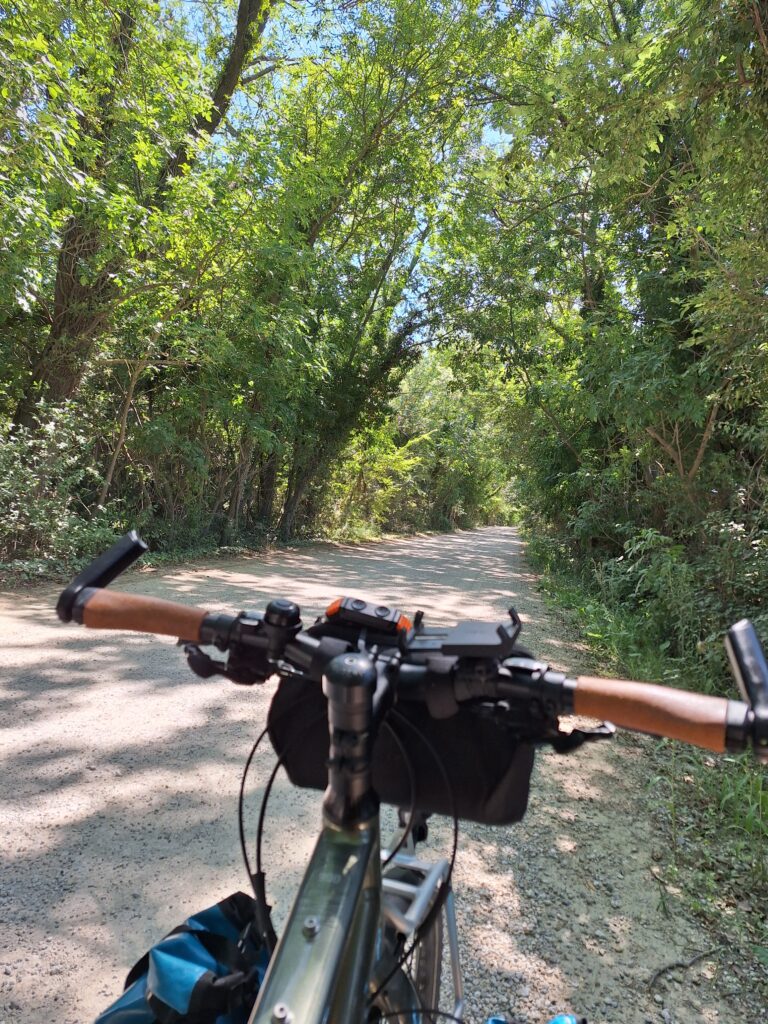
[2,0,767,678]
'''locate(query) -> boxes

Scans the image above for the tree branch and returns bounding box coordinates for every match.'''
[646,425,685,477]
[514,362,582,463]
[605,0,623,39]
[156,0,276,193]
[98,358,148,506]
[753,2,768,55]
[687,401,720,480]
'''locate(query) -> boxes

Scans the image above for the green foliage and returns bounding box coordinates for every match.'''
[427,0,768,681]
[321,421,427,538]
[0,407,119,577]
[651,742,767,975]
[1,0,766,972]
[321,349,517,535]
[0,0,501,556]
[1,0,767,665]
[527,530,767,967]
[3,0,767,664]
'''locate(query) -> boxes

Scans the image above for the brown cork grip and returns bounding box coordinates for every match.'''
[79,589,208,642]
[574,676,729,752]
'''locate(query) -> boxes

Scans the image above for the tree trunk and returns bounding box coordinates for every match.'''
[13,218,113,426]
[254,453,278,531]
[98,359,147,506]
[157,0,274,191]
[278,459,315,540]
[223,442,255,543]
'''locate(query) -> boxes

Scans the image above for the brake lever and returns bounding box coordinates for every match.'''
[182,643,269,685]
[549,721,616,753]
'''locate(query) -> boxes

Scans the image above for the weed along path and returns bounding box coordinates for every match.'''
[0,527,756,1024]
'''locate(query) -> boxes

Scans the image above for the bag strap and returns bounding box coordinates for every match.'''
[186,928,252,973]
[147,962,262,1024]
[124,952,150,991]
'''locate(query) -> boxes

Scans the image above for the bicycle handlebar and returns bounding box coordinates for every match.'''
[573,676,733,753]
[59,579,766,760]
[73,587,210,641]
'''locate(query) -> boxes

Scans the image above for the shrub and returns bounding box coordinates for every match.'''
[0,407,120,577]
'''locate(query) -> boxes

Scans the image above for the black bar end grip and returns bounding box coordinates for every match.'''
[756,709,768,764]
[56,531,149,623]
[725,699,753,753]
[725,619,768,710]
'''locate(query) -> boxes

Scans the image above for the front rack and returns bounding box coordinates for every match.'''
[382,851,464,1019]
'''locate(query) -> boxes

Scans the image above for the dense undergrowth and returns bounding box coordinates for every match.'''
[525,527,768,974]
[0,350,516,583]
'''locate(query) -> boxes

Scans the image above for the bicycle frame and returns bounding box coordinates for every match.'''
[249,818,382,1024]
[248,815,465,1024]
[248,650,464,1024]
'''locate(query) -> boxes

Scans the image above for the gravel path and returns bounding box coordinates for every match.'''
[0,527,754,1023]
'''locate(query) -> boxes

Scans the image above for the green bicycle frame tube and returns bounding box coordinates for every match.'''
[249,652,416,1024]
[247,816,381,1024]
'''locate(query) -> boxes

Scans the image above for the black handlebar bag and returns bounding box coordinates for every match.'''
[268,677,535,825]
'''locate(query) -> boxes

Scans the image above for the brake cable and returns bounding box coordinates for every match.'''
[367,707,459,1006]
[380,720,418,870]
[238,723,270,888]
[254,712,328,881]
[237,722,276,952]
[238,705,329,953]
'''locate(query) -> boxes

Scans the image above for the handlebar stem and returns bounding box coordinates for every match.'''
[322,653,381,828]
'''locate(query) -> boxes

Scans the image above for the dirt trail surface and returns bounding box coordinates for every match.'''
[0,527,754,1024]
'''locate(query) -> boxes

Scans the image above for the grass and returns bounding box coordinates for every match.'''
[523,529,768,983]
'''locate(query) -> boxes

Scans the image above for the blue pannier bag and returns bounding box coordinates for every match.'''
[95,891,269,1024]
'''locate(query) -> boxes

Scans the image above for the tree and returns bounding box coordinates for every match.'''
[429,0,768,650]
[2,0,276,424]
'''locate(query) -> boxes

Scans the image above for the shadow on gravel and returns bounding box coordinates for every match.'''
[138,528,538,617]
[1,666,318,1021]
[0,527,595,1022]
